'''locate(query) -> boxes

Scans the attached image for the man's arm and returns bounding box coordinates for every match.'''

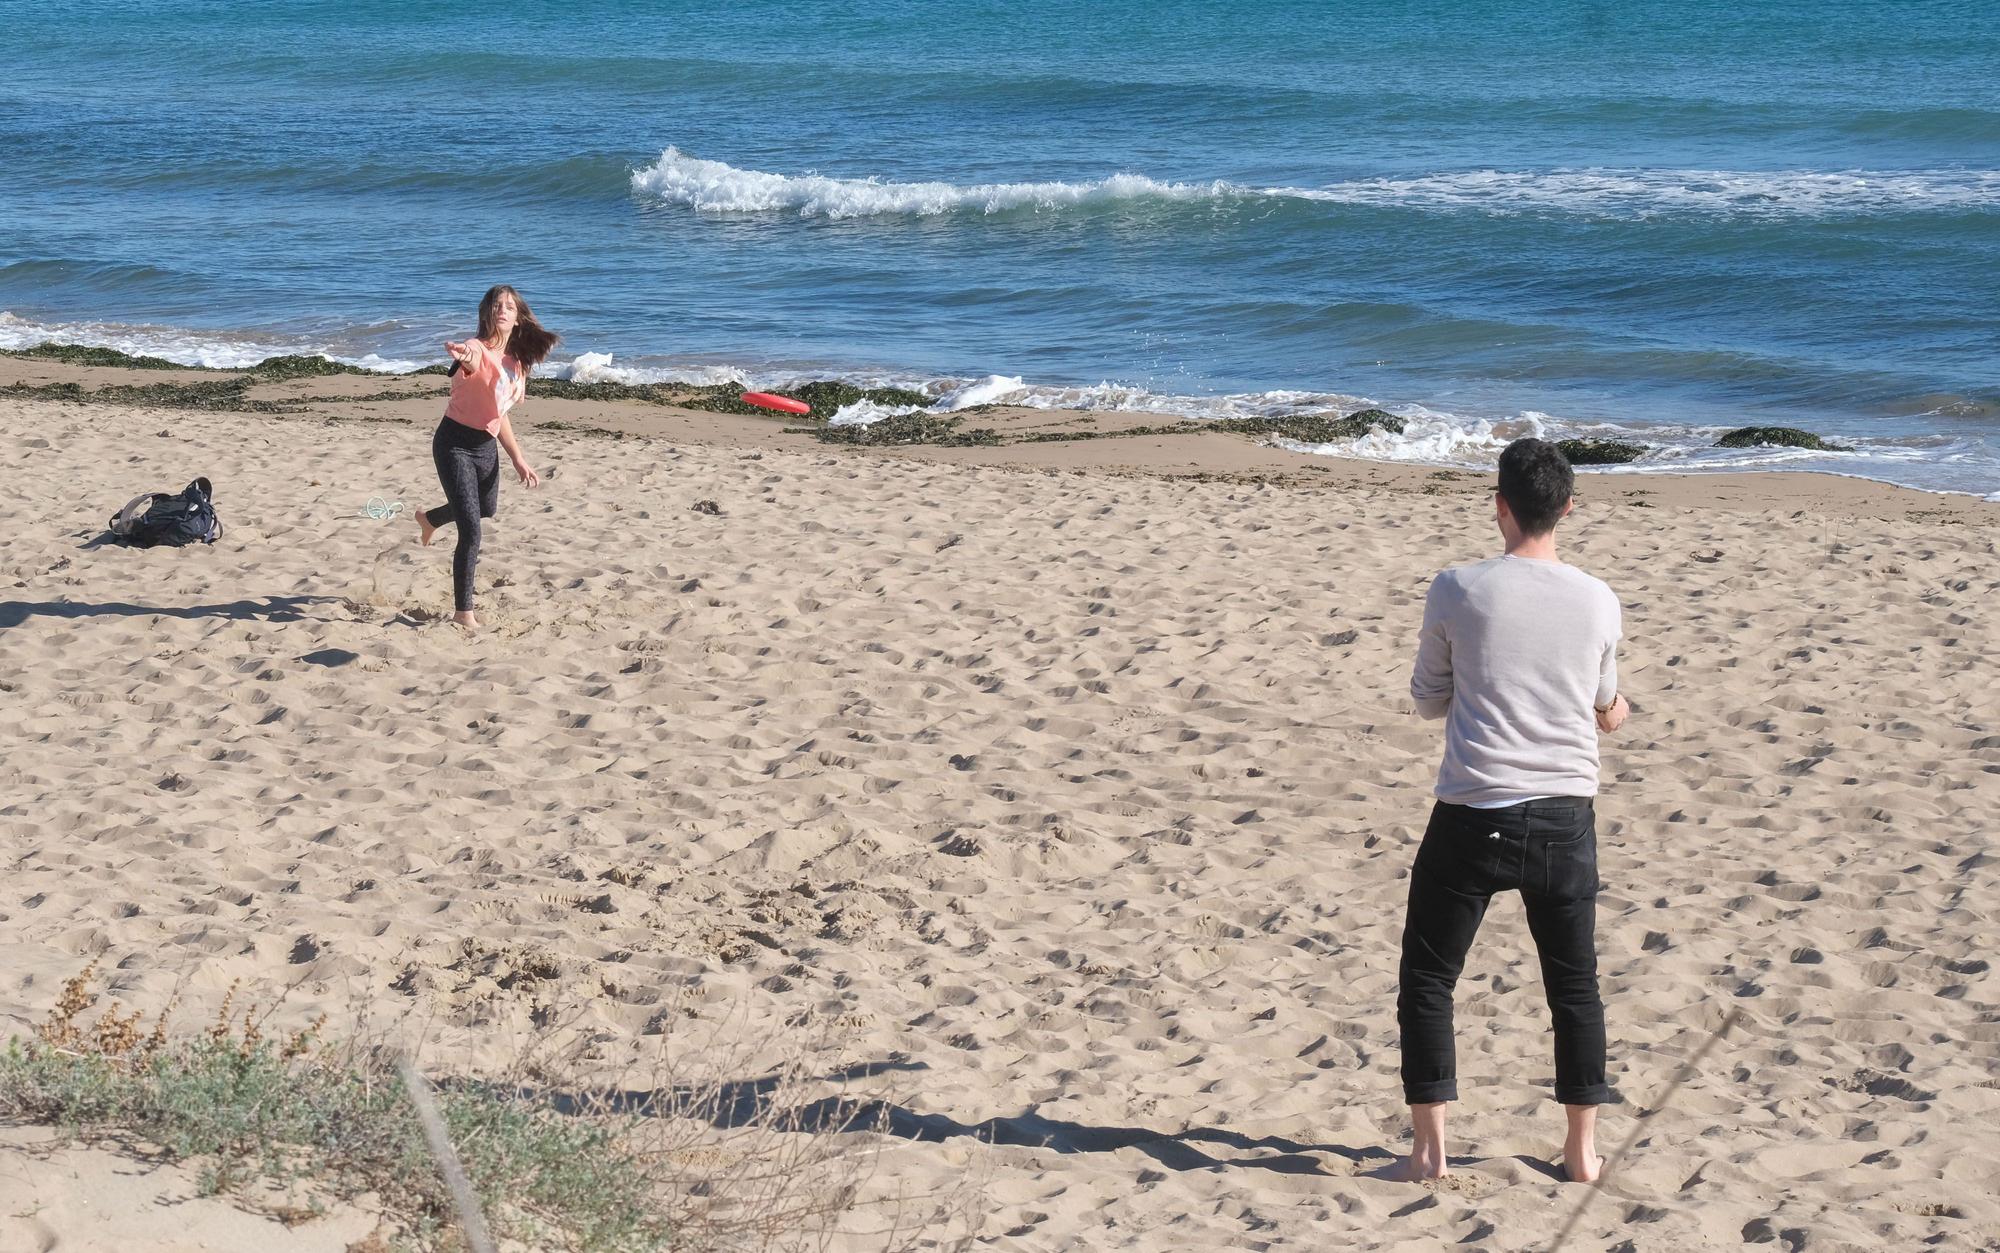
[1594,593,1626,732]
[1410,578,1453,720]
[1594,637,1618,712]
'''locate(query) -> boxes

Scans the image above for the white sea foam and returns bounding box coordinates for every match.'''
[1001,381,1377,422]
[550,351,746,387]
[1272,405,2000,494]
[934,374,1027,410]
[1283,168,2000,217]
[1278,408,1527,467]
[835,374,1030,422]
[827,399,926,427]
[0,311,431,373]
[0,318,763,387]
[557,350,617,382]
[632,150,2000,220]
[632,148,1237,218]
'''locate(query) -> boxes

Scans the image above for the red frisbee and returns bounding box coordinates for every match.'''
[741,391,810,415]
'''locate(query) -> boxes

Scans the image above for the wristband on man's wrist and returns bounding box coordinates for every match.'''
[1594,695,1619,713]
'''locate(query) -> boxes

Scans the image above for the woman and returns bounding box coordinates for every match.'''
[413,285,558,629]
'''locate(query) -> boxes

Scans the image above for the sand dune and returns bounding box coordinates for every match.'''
[1,389,1995,1250]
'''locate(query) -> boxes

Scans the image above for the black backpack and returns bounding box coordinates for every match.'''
[110,477,222,548]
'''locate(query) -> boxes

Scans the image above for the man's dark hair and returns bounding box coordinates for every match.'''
[1496,438,1574,536]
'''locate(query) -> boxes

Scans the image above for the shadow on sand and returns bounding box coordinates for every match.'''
[525,1060,1398,1178]
[0,595,336,629]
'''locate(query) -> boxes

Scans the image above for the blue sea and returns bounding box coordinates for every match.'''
[3,1,1997,495]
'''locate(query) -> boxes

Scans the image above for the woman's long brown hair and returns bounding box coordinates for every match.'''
[477,284,560,369]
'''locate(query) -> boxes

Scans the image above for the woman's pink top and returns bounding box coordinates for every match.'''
[444,339,526,434]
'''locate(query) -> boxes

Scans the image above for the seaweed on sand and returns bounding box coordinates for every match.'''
[0,345,380,379]
[799,412,1002,447]
[1557,438,1649,465]
[4,343,189,371]
[1207,408,1406,442]
[1018,407,1407,446]
[685,380,934,421]
[1714,426,1851,452]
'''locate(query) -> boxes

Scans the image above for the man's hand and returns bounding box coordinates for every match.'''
[1595,694,1629,733]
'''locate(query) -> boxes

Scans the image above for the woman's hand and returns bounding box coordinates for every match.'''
[444,339,480,369]
[514,458,541,488]
[1595,694,1629,733]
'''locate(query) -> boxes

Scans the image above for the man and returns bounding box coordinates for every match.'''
[1398,436,1629,1183]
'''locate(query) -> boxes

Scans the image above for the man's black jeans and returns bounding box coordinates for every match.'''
[1397,797,1611,1106]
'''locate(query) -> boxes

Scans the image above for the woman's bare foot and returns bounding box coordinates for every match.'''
[414,507,436,547]
[452,610,479,632]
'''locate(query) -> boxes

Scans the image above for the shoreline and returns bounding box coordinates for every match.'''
[5,349,1995,523]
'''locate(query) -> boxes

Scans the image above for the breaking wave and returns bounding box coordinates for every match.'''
[631,148,2000,221]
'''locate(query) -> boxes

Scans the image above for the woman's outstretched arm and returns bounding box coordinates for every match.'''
[444,338,491,376]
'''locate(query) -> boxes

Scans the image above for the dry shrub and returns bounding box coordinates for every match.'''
[1,967,978,1252]
[499,994,983,1252]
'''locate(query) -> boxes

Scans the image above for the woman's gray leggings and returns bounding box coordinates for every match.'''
[426,417,499,612]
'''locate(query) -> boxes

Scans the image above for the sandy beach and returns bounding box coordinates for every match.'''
[2,359,1996,1250]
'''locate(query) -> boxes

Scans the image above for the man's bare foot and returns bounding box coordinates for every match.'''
[414,508,435,547]
[1562,1104,1601,1183]
[1389,1101,1451,1182]
[452,610,479,632]
[1563,1145,1602,1183]
[1394,1148,1449,1182]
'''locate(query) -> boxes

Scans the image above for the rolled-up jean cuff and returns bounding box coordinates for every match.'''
[1556,1084,1611,1106]
[1403,1082,1458,1105]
